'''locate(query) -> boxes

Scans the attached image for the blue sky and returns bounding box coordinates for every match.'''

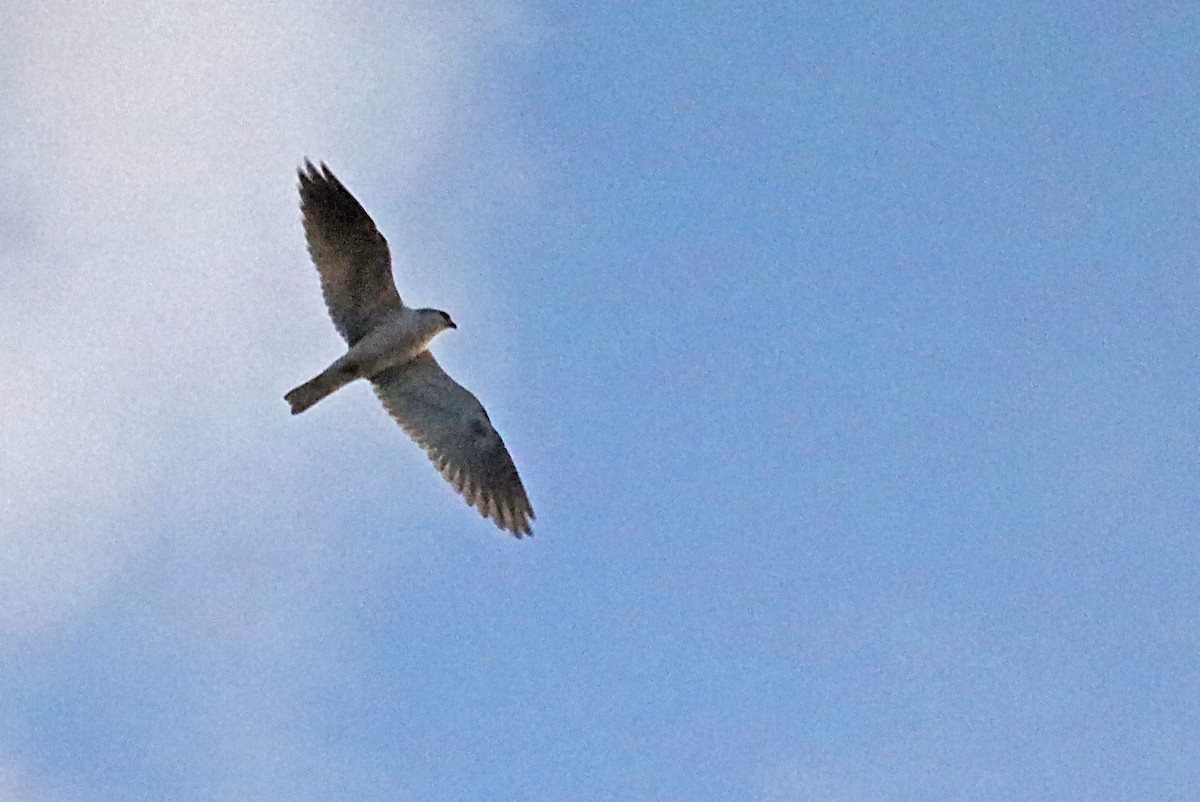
[2,2,1199,800]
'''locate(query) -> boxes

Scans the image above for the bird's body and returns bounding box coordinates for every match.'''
[286,308,448,414]
[286,161,534,537]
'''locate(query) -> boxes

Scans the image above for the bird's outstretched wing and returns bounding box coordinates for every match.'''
[298,160,403,344]
[371,352,535,537]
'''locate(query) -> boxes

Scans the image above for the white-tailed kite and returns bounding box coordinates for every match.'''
[286,161,534,537]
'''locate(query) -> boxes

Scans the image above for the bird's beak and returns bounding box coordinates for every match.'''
[448,320,457,329]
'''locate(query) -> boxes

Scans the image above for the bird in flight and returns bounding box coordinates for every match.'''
[285,161,534,537]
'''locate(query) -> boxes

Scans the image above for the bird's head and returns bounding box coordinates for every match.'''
[421,308,457,332]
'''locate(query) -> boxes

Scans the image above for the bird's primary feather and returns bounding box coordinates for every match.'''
[298,160,403,344]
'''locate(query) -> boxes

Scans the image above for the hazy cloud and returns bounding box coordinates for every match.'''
[0,0,529,630]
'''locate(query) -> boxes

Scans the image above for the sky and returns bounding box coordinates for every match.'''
[1,1,1199,800]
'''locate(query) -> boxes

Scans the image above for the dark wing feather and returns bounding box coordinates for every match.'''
[298,160,403,344]
[371,352,535,537]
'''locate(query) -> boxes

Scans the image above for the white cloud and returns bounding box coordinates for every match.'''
[1,2,532,797]
[0,0,530,630]
[0,760,62,802]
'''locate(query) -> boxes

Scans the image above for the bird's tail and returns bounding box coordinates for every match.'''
[285,369,349,415]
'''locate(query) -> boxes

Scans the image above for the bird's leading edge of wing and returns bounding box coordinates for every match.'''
[298,160,403,344]
[371,352,535,537]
